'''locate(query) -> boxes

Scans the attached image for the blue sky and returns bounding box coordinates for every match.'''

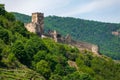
[0,0,120,23]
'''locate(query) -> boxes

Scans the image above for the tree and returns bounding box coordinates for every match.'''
[24,36,48,59]
[10,21,28,37]
[36,60,51,79]
[0,39,5,53]
[0,28,10,44]
[5,12,15,21]
[33,50,47,62]
[49,74,62,80]
[54,64,65,76]
[0,39,6,62]
[0,4,5,15]
[63,71,93,80]
[12,40,31,66]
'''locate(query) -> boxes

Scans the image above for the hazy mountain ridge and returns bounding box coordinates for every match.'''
[13,12,120,60]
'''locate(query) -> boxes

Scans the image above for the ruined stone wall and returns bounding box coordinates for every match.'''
[25,23,36,33]
[65,34,71,43]
[112,31,120,37]
[91,45,98,54]
[47,31,99,54]
[70,40,99,55]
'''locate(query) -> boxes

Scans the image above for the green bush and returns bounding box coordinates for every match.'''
[49,74,62,80]
[63,71,93,80]
[36,60,51,78]
[12,40,31,66]
[0,4,5,15]
[34,50,47,62]
[0,28,10,44]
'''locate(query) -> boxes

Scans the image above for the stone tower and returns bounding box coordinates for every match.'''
[32,13,44,24]
[25,12,44,36]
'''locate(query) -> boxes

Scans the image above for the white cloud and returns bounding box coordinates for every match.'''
[2,0,119,16]
[0,0,120,23]
[59,0,120,16]
[0,0,70,15]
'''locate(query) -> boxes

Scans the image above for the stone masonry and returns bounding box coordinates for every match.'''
[70,40,99,54]
[112,31,120,36]
[25,12,44,36]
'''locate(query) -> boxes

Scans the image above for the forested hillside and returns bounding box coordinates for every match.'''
[13,13,120,60]
[13,12,31,23]
[0,5,120,80]
[44,16,120,60]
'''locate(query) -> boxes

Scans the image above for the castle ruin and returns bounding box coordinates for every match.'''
[112,30,120,37]
[25,12,99,55]
[25,12,44,36]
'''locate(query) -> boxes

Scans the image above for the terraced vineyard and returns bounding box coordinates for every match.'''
[0,68,45,80]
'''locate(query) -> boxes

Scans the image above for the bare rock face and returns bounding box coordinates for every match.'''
[25,12,44,36]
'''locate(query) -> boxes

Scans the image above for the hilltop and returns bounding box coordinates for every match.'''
[13,12,120,60]
[0,5,120,80]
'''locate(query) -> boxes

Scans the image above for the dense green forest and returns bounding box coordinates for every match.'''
[13,12,120,60]
[13,12,31,23]
[0,5,120,80]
